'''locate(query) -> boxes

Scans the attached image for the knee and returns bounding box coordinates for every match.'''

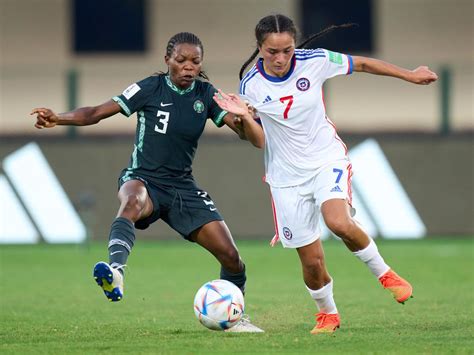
[121,194,144,217]
[303,256,325,274]
[325,216,355,239]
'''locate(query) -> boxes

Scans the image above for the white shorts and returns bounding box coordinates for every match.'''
[269,159,353,248]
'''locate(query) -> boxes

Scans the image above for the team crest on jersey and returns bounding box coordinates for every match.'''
[193,100,205,113]
[282,227,293,240]
[296,78,310,91]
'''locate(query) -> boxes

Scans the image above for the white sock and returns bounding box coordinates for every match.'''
[353,239,390,278]
[305,279,338,314]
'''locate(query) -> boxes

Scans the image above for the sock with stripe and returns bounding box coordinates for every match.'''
[108,217,135,274]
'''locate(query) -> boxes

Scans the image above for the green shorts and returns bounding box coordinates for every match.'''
[118,172,223,239]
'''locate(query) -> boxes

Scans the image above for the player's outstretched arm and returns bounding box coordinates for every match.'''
[30,99,121,129]
[352,56,438,85]
[214,90,265,148]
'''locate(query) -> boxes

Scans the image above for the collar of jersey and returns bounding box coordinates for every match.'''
[165,75,195,95]
[256,56,296,83]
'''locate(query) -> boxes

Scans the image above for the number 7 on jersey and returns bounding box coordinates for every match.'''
[279,95,294,119]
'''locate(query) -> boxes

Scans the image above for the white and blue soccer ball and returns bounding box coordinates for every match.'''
[193,279,244,331]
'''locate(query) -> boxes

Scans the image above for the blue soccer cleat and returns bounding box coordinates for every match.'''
[93,262,124,302]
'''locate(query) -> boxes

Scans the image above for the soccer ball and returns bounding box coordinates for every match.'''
[193,279,244,331]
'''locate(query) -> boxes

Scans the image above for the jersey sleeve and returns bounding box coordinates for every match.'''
[112,76,156,117]
[207,84,227,127]
[238,66,259,104]
[320,49,353,80]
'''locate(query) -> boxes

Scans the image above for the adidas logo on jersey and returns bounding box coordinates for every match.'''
[330,185,343,192]
[262,95,272,103]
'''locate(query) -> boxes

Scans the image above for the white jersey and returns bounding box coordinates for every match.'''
[240,48,353,187]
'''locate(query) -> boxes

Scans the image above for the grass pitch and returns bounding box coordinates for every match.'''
[1,238,473,354]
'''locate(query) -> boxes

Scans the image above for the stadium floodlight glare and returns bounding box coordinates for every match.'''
[0,175,39,244]
[3,143,87,243]
[349,139,426,239]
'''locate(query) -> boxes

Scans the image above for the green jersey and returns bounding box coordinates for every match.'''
[112,74,227,185]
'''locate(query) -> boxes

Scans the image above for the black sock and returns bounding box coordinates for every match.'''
[220,264,247,295]
[108,217,135,273]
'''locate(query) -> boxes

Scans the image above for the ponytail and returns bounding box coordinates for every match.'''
[297,23,357,49]
[239,49,259,80]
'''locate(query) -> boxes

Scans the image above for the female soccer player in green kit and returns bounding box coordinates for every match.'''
[31,32,263,333]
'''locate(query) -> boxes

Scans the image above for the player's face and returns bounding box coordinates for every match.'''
[165,43,203,89]
[259,32,295,77]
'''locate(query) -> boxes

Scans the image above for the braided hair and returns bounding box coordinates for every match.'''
[165,32,209,80]
[239,14,356,80]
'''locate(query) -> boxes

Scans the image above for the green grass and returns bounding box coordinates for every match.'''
[1,239,473,354]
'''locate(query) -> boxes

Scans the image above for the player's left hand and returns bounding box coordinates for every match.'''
[408,66,438,85]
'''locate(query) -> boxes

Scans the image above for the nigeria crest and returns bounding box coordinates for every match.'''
[193,100,205,113]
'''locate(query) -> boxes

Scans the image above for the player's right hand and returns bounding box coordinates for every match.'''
[213,90,248,116]
[30,108,58,129]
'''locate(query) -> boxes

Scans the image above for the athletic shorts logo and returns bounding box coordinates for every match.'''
[282,227,293,240]
[296,78,310,91]
[193,100,205,113]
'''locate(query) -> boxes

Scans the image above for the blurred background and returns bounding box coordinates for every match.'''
[0,0,473,242]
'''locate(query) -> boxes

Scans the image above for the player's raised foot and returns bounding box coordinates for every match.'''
[93,262,124,302]
[379,269,413,304]
[225,315,265,333]
[310,313,340,334]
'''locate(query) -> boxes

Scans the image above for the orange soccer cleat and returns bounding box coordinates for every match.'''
[379,269,413,304]
[310,313,340,334]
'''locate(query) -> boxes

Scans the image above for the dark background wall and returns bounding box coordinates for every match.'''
[1,135,472,241]
[301,0,373,53]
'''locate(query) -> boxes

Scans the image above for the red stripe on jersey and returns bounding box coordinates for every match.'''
[326,115,348,155]
[347,163,353,206]
[322,88,348,155]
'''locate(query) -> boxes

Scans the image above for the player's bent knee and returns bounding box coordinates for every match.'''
[121,194,145,217]
[304,256,325,274]
[326,217,354,239]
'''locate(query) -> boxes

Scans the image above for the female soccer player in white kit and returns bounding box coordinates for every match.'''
[214,14,438,334]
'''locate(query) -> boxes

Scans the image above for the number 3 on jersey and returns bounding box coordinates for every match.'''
[279,95,293,119]
[155,110,169,134]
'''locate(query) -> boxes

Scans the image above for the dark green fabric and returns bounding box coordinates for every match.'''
[113,74,226,185]
[118,173,223,237]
